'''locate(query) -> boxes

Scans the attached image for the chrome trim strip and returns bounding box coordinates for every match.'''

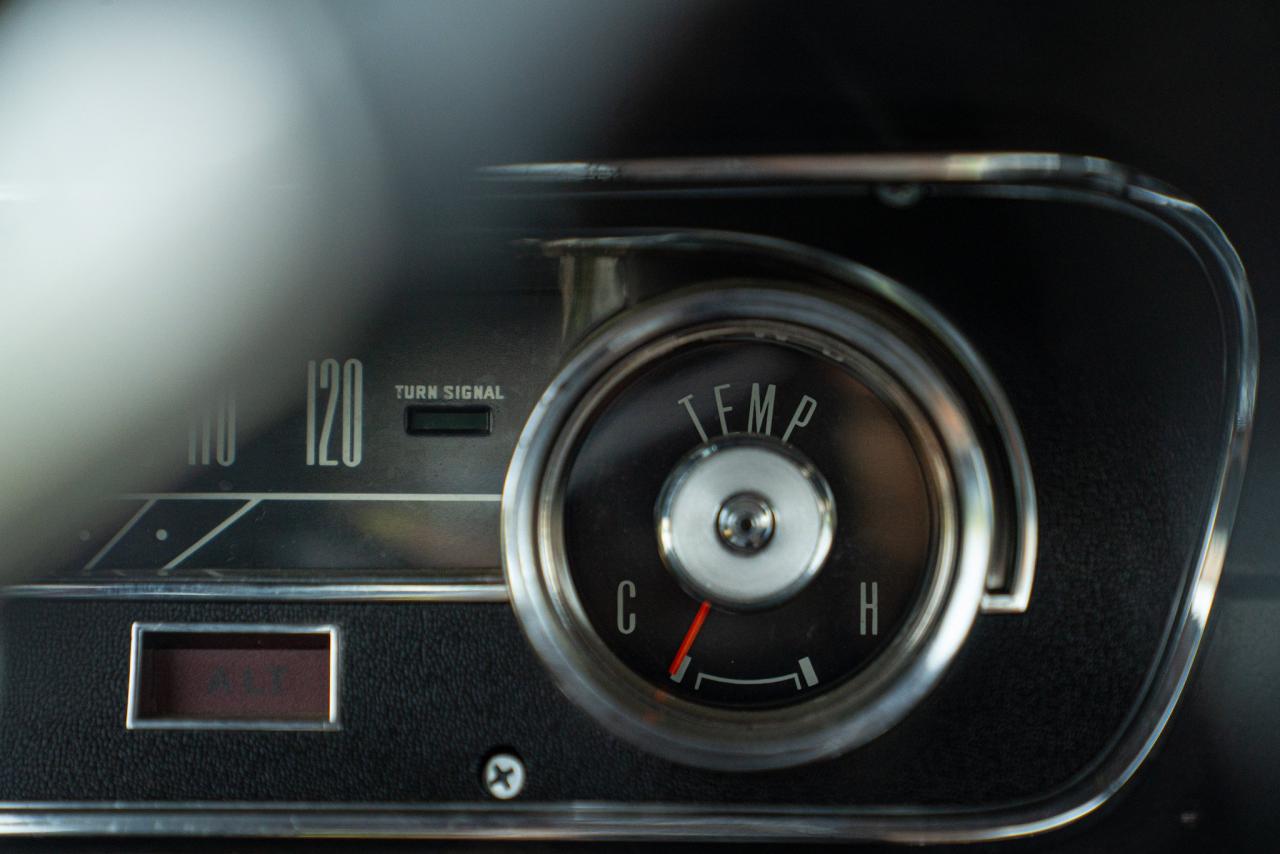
[0,800,1185,839]
[116,492,502,502]
[975,334,1038,613]
[1,580,509,602]
[125,623,340,732]
[0,153,1254,842]
[479,152,1130,187]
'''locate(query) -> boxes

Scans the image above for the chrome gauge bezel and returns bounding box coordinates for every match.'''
[503,283,1002,770]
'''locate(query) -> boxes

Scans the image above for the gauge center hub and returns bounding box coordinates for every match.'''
[716,492,776,553]
[656,436,836,610]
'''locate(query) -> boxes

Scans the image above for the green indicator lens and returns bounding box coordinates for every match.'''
[405,405,492,435]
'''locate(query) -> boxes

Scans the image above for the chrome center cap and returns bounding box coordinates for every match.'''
[716,492,776,553]
[656,436,836,610]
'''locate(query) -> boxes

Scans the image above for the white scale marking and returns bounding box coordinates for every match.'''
[694,658,819,692]
[82,499,156,572]
[671,655,692,683]
[695,671,802,691]
[798,656,819,687]
[160,499,262,572]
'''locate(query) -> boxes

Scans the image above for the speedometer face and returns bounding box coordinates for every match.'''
[61,289,561,581]
[563,337,936,708]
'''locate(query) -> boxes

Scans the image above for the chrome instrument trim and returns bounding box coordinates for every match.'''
[1,580,509,602]
[125,622,340,732]
[114,492,503,502]
[510,307,990,769]
[0,153,1253,841]
[479,151,1129,187]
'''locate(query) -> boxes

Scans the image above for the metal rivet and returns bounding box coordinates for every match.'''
[481,751,526,800]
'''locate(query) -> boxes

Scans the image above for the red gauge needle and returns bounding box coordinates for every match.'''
[669,600,712,676]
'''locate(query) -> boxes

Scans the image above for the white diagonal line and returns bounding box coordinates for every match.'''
[160,499,261,572]
[83,499,156,573]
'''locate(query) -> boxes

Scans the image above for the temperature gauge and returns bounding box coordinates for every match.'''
[504,267,1035,770]
[565,336,937,710]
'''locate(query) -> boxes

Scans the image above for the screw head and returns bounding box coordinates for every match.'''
[481,751,526,800]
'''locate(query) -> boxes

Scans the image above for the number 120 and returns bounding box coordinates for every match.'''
[306,358,363,467]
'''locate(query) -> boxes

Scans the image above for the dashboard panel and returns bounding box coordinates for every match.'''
[0,154,1253,843]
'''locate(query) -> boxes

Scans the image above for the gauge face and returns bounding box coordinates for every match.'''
[561,335,937,708]
[53,289,562,582]
[507,283,1002,770]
